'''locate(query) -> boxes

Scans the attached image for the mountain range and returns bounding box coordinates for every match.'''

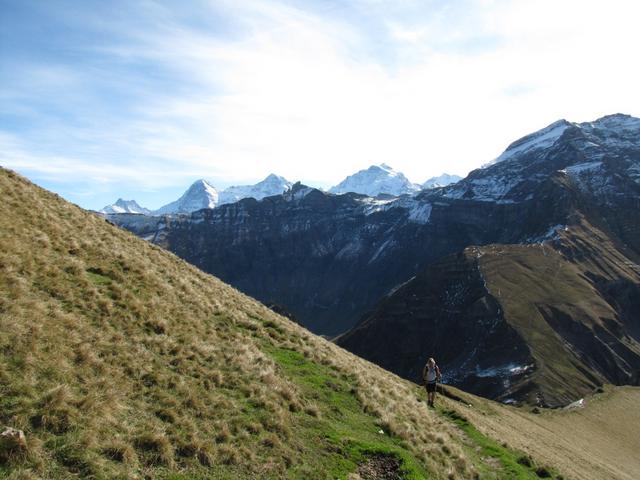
[100,174,293,215]
[100,168,460,215]
[107,113,640,407]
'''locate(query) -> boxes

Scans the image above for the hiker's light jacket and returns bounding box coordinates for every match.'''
[423,365,441,383]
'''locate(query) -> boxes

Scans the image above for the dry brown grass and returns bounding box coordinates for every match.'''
[0,168,474,478]
[444,384,640,480]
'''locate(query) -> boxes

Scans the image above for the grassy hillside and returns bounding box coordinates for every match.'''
[477,217,640,405]
[446,385,640,480]
[0,168,558,479]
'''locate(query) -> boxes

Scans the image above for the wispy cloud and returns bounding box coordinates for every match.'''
[1,0,639,209]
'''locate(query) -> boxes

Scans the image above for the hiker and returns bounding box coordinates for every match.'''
[422,357,442,407]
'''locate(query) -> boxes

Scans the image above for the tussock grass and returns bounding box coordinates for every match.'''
[0,168,548,479]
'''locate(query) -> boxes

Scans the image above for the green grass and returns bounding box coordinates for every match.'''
[439,409,556,479]
[263,346,429,479]
[85,268,112,286]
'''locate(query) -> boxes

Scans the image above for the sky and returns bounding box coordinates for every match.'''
[1,0,639,210]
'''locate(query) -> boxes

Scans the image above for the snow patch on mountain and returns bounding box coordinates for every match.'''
[523,224,568,244]
[369,238,396,263]
[358,196,432,224]
[154,179,219,215]
[407,202,432,224]
[565,161,603,176]
[330,164,420,196]
[100,199,151,215]
[443,175,522,204]
[474,363,533,378]
[359,197,397,215]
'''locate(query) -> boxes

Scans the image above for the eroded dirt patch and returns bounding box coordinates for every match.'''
[356,453,403,480]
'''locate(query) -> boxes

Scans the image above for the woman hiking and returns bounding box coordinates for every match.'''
[422,357,442,407]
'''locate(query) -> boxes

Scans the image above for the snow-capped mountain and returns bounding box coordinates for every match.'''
[422,173,462,189]
[219,174,292,205]
[154,179,219,215]
[442,113,640,204]
[329,164,420,197]
[99,199,151,215]
[487,114,640,168]
[485,119,572,167]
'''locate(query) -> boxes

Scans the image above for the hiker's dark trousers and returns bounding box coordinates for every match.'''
[426,382,436,393]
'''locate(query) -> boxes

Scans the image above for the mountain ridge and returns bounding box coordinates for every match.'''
[101,174,293,216]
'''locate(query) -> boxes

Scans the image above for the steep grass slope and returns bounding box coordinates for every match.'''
[1,168,555,479]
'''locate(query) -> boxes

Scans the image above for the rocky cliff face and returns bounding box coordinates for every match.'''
[110,115,640,337]
[110,179,572,336]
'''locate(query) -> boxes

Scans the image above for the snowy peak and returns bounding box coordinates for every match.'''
[487,113,640,168]
[588,113,640,130]
[488,119,573,167]
[154,179,219,215]
[219,173,292,205]
[100,198,151,215]
[442,113,640,204]
[329,164,420,197]
[578,113,640,148]
[422,173,462,189]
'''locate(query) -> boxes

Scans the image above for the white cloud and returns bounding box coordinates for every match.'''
[2,0,640,206]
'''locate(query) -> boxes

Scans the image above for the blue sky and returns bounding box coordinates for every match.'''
[2,0,639,210]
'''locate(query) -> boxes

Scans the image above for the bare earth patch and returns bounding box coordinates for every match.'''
[356,453,403,480]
